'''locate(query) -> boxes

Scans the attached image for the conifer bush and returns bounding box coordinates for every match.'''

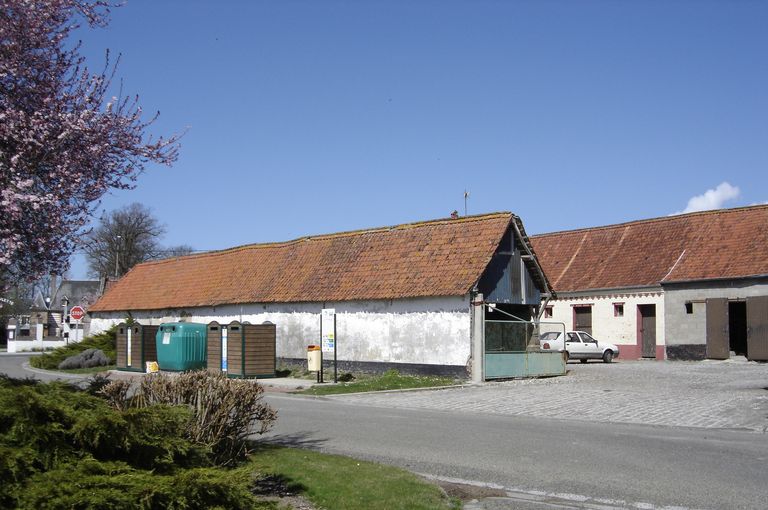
[0,374,272,509]
[29,326,118,370]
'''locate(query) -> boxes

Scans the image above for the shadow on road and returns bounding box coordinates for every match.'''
[257,432,328,450]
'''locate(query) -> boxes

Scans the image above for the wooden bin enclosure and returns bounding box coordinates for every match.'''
[116,323,159,372]
[207,321,276,378]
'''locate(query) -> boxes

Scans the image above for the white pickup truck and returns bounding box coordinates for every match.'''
[539,331,619,363]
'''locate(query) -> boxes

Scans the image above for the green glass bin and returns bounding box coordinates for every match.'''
[155,322,207,371]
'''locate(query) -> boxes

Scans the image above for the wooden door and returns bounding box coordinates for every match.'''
[746,296,768,361]
[706,298,729,359]
[573,306,592,335]
[639,304,656,358]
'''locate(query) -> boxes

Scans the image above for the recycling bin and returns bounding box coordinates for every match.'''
[222,321,276,378]
[116,323,159,372]
[155,322,207,371]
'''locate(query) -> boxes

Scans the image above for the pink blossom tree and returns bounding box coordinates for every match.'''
[0,0,180,289]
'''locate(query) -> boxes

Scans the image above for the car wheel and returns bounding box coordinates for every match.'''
[580,358,588,364]
[564,351,569,362]
[603,350,614,363]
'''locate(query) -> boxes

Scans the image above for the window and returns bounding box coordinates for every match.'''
[613,303,624,317]
[544,306,553,318]
[566,332,580,343]
[685,302,693,314]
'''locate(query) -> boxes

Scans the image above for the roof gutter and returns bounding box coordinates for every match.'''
[661,273,768,286]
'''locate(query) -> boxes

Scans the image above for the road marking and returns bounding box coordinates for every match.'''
[417,473,701,510]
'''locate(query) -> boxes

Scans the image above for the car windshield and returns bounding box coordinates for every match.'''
[540,332,561,341]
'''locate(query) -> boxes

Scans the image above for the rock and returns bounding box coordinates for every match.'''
[58,348,110,370]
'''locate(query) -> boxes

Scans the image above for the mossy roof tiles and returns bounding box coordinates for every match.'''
[530,205,768,292]
[90,213,519,312]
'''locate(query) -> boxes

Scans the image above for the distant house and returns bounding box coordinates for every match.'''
[26,279,101,339]
[89,213,554,380]
[530,205,768,361]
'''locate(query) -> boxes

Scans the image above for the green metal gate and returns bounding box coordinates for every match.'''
[484,318,566,379]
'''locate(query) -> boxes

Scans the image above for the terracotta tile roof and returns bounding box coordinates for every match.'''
[530,205,768,292]
[90,213,526,312]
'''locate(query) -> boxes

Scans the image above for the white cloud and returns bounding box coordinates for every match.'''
[674,182,740,215]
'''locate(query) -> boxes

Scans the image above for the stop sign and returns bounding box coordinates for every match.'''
[69,305,85,321]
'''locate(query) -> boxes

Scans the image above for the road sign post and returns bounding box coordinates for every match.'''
[69,306,85,321]
[69,306,85,342]
[320,308,337,383]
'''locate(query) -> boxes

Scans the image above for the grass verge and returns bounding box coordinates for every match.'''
[250,445,460,510]
[53,364,117,374]
[297,369,459,395]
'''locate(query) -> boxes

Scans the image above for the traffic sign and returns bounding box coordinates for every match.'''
[69,305,85,321]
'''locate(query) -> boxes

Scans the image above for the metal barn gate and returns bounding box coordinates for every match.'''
[484,310,565,379]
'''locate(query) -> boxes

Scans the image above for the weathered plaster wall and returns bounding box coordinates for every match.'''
[90,295,472,367]
[663,278,768,358]
[541,290,665,359]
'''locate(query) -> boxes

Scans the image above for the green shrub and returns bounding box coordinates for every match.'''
[0,377,214,507]
[17,460,270,510]
[29,326,117,370]
[102,371,278,466]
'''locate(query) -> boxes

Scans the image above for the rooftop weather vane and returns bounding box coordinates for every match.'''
[464,190,470,216]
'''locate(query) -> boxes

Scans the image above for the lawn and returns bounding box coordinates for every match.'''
[250,445,460,510]
[297,368,460,396]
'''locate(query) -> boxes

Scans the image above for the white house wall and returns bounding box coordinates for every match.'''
[90,295,472,367]
[540,290,665,359]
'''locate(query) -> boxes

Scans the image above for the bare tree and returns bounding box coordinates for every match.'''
[159,245,195,259]
[84,203,167,278]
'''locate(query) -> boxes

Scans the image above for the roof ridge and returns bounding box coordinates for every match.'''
[135,212,513,267]
[531,204,768,238]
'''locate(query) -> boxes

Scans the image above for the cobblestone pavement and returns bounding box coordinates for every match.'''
[330,359,768,432]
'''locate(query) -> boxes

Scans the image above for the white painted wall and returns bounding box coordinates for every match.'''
[540,291,665,349]
[90,295,472,366]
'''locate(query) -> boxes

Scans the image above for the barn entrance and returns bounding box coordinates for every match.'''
[483,303,565,379]
[706,297,768,361]
[729,301,747,356]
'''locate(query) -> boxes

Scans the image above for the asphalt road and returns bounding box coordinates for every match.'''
[0,352,85,382]
[3,354,765,509]
[263,392,768,510]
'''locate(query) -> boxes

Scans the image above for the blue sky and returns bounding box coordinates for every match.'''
[69,0,767,278]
